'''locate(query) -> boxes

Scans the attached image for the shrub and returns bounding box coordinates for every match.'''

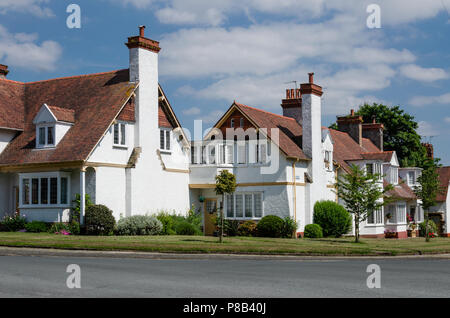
[175,221,202,236]
[1,212,26,232]
[313,201,352,237]
[304,224,323,238]
[238,221,257,237]
[156,211,177,235]
[85,204,115,235]
[256,215,284,238]
[224,219,240,236]
[49,222,71,234]
[69,221,80,235]
[419,220,438,237]
[25,221,49,233]
[117,215,163,236]
[281,217,298,238]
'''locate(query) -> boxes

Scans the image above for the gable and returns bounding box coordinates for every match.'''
[0,69,137,168]
[33,104,57,124]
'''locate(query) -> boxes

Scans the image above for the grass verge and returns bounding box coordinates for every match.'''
[1,233,450,256]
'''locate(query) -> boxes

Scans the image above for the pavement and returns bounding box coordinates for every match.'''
[1,247,450,297]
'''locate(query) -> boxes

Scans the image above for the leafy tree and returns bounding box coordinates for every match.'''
[335,164,393,243]
[355,103,430,168]
[215,170,236,243]
[413,163,443,242]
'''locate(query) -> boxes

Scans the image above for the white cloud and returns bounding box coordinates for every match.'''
[151,0,446,27]
[409,93,450,106]
[417,121,439,137]
[108,0,154,9]
[0,0,54,18]
[0,25,62,72]
[182,106,202,115]
[444,117,450,123]
[399,64,449,82]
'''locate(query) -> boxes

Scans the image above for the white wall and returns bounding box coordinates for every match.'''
[0,129,17,154]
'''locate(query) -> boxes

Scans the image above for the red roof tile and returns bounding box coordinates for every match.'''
[47,105,75,123]
[437,166,450,202]
[233,102,308,160]
[0,79,25,130]
[384,178,416,200]
[0,69,136,166]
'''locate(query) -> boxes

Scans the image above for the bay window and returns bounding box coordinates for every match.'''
[386,203,407,224]
[225,192,263,219]
[19,172,71,207]
[367,207,383,225]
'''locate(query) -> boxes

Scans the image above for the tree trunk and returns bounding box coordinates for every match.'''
[425,210,430,243]
[354,214,359,243]
[219,194,224,243]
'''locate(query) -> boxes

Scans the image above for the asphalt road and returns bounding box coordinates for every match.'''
[0,254,449,297]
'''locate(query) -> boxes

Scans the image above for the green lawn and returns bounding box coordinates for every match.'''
[1,232,450,256]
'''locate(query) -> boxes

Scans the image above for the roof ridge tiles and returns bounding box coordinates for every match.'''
[24,69,128,85]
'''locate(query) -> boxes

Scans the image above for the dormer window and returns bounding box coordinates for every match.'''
[37,125,55,148]
[33,104,74,149]
[407,171,416,186]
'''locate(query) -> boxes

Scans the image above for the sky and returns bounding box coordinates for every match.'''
[0,0,449,165]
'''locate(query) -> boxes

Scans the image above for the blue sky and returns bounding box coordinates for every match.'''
[1,0,449,165]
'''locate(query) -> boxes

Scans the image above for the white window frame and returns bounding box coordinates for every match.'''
[36,124,55,148]
[225,192,264,220]
[159,128,171,152]
[390,167,398,185]
[367,207,384,225]
[19,172,71,208]
[386,203,407,225]
[113,122,127,148]
[407,171,415,186]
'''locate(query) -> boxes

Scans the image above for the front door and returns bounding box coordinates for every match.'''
[204,199,218,236]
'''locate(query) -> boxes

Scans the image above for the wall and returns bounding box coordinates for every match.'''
[0,129,17,154]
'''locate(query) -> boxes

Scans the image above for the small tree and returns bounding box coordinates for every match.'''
[215,170,236,243]
[414,162,443,242]
[335,164,392,243]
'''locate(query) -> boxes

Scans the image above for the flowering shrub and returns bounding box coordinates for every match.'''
[117,215,163,236]
[384,229,397,238]
[55,229,71,235]
[49,222,71,234]
[1,212,26,232]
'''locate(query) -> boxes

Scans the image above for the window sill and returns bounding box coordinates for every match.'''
[19,205,71,209]
[113,144,128,149]
[160,150,172,155]
[34,146,56,151]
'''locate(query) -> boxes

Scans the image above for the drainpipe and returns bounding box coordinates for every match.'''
[80,167,86,225]
[292,158,299,238]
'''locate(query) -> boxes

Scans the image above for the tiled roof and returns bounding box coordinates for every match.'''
[360,151,394,162]
[234,102,308,160]
[0,69,136,166]
[384,178,416,200]
[329,129,386,172]
[0,79,25,130]
[47,105,75,123]
[437,166,450,202]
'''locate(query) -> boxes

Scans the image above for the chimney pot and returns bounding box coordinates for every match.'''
[139,25,146,37]
[308,72,314,84]
[0,64,8,78]
[350,109,355,116]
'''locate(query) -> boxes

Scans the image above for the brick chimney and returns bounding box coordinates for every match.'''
[300,72,323,163]
[281,88,302,124]
[0,64,9,79]
[362,117,384,151]
[337,109,363,146]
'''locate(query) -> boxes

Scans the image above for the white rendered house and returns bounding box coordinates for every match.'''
[189,74,423,238]
[0,27,191,223]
